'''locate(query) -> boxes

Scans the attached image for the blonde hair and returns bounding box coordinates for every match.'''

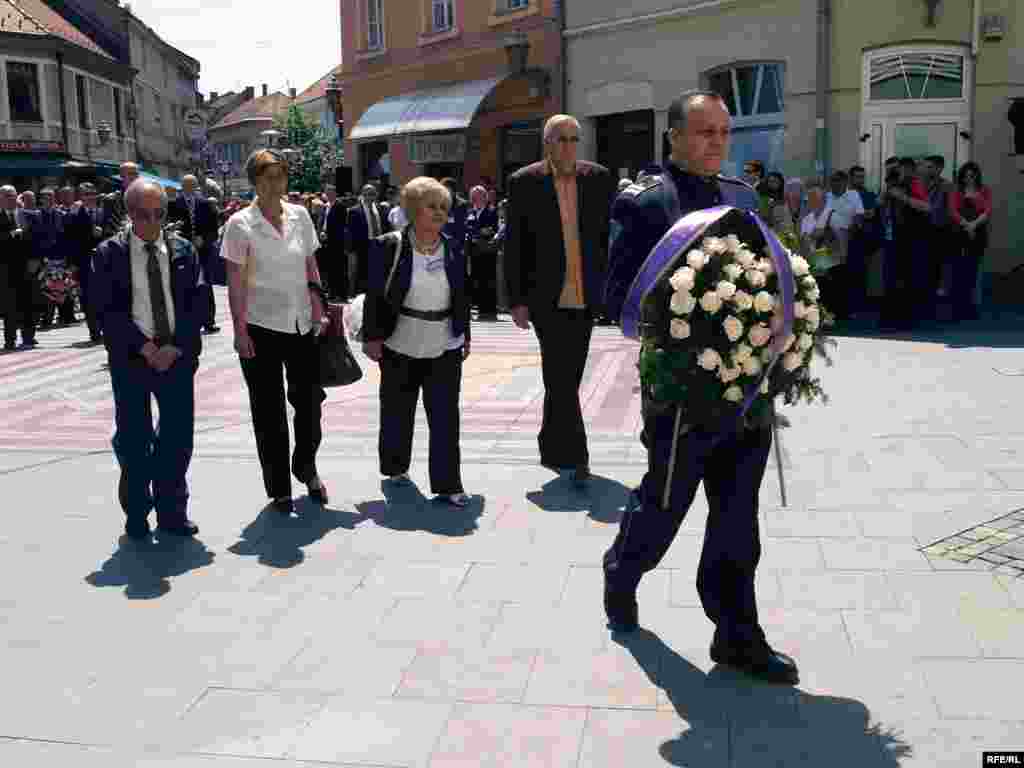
[543,114,581,143]
[400,177,451,224]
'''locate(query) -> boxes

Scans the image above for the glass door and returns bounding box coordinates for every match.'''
[890,121,960,180]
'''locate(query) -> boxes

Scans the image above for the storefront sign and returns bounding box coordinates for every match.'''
[408,134,466,164]
[0,140,66,154]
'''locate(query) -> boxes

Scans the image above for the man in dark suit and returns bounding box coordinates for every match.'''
[65,182,106,343]
[504,114,617,487]
[91,179,204,542]
[1,185,33,350]
[321,185,349,299]
[465,185,500,320]
[346,184,388,295]
[441,178,468,262]
[101,161,140,239]
[167,175,220,334]
[601,90,798,685]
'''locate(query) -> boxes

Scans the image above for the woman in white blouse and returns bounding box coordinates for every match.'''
[220,149,329,515]
[362,177,471,507]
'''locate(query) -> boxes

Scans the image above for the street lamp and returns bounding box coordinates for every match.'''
[218,159,231,197]
[260,129,282,147]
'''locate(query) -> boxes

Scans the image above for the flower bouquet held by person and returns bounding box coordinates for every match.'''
[621,206,834,435]
[40,263,79,311]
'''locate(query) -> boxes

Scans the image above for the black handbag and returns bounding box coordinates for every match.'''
[319,302,362,387]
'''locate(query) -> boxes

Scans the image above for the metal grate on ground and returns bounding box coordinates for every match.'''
[919,508,1024,577]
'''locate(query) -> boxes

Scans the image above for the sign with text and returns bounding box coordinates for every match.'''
[0,140,66,154]
[408,133,466,164]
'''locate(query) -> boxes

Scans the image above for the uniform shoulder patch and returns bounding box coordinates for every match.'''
[621,175,663,198]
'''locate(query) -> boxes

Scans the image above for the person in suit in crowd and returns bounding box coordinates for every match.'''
[221,149,329,515]
[321,185,350,299]
[465,185,500,320]
[91,179,205,541]
[949,161,991,322]
[362,176,472,506]
[28,188,75,327]
[602,90,798,685]
[1,185,36,350]
[66,182,106,343]
[347,184,388,295]
[167,175,221,334]
[440,178,468,261]
[504,114,617,487]
[101,162,141,239]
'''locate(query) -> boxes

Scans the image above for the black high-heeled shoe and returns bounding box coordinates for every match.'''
[307,478,328,505]
[271,497,295,515]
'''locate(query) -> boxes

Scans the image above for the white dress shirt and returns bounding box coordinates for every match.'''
[219,201,316,335]
[385,241,464,359]
[130,231,176,339]
[824,189,864,231]
[388,205,408,230]
[364,201,382,238]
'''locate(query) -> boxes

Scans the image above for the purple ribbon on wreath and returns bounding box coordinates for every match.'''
[620,205,796,417]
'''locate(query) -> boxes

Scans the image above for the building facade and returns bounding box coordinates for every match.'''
[340,0,563,192]
[207,87,293,196]
[566,0,1023,275]
[0,0,134,190]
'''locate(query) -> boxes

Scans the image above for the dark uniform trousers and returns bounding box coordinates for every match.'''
[110,355,196,529]
[239,325,324,499]
[379,345,464,495]
[532,305,593,470]
[604,405,773,649]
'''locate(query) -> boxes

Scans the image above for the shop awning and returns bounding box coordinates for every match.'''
[349,76,507,141]
[0,154,70,175]
[139,171,181,190]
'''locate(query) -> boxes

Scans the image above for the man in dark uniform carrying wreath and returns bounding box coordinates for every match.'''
[602,90,799,685]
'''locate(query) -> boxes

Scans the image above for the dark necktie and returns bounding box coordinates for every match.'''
[145,242,172,343]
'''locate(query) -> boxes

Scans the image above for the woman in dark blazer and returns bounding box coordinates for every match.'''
[362,176,472,506]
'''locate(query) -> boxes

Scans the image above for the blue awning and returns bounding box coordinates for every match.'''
[349,76,507,141]
[139,171,181,190]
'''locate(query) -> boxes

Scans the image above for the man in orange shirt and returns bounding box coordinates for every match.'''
[504,115,616,487]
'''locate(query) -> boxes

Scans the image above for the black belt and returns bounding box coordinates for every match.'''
[399,306,452,321]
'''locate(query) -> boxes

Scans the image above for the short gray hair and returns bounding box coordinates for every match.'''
[124,179,167,212]
[543,114,581,143]
[401,177,451,223]
[667,90,727,132]
[0,185,15,195]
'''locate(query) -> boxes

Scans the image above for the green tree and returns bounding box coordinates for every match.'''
[273,105,343,194]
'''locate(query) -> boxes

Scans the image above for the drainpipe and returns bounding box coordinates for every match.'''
[558,0,567,113]
[55,51,70,159]
[815,0,831,179]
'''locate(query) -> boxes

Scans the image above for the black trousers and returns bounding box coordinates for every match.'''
[379,345,463,495]
[532,305,593,470]
[239,325,324,499]
[78,261,101,339]
[203,284,217,329]
[320,245,349,299]
[470,244,498,315]
[604,407,773,649]
[109,355,196,531]
[3,274,37,346]
[951,230,985,321]
[354,248,369,295]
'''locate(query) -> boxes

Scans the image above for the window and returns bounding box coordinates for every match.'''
[113,89,123,136]
[431,0,453,31]
[706,63,784,120]
[6,62,42,122]
[869,52,964,101]
[76,75,89,129]
[153,91,162,125]
[367,0,384,49]
[505,0,529,9]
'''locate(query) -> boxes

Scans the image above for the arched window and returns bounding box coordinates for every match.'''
[868,51,964,101]
[705,63,786,177]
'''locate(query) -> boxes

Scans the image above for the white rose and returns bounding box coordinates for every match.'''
[723,385,744,403]
[798,333,814,351]
[719,365,741,383]
[783,351,803,371]
[669,266,696,292]
[687,249,709,270]
[735,248,757,268]
[745,269,767,289]
[758,258,775,276]
[806,307,821,331]
[703,236,727,255]
[742,356,763,377]
[733,343,753,364]
[748,324,772,347]
[760,378,771,394]
[700,291,723,314]
[802,275,817,289]
[790,255,810,277]
[753,291,775,313]
[716,281,737,301]
[732,290,754,311]
[723,234,742,253]
[697,348,722,371]
[669,318,691,339]
[670,290,696,315]
[722,315,745,342]
[793,300,808,319]
[723,263,744,281]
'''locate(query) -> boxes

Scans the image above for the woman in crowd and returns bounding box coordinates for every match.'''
[221,149,329,515]
[800,179,847,319]
[362,176,471,507]
[948,161,991,322]
[784,178,804,229]
[761,171,793,232]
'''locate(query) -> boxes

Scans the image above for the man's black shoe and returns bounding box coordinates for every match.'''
[204,325,221,334]
[710,642,799,685]
[604,578,639,634]
[156,520,199,537]
[124,522,151,541]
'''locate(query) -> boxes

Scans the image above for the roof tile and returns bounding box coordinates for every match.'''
[6,0,116,59]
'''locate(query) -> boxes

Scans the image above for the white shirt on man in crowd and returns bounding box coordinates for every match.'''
[129,230,176,338]
[219,201,318,335]
[824,189,864,233]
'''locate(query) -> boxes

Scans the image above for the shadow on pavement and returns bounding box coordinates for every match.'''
[527,473,633,524]
[228,500,365,568]
[831,308,1024,350]
[85,535,216,599]
[617,628,911,766]
[354,479,485,537]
